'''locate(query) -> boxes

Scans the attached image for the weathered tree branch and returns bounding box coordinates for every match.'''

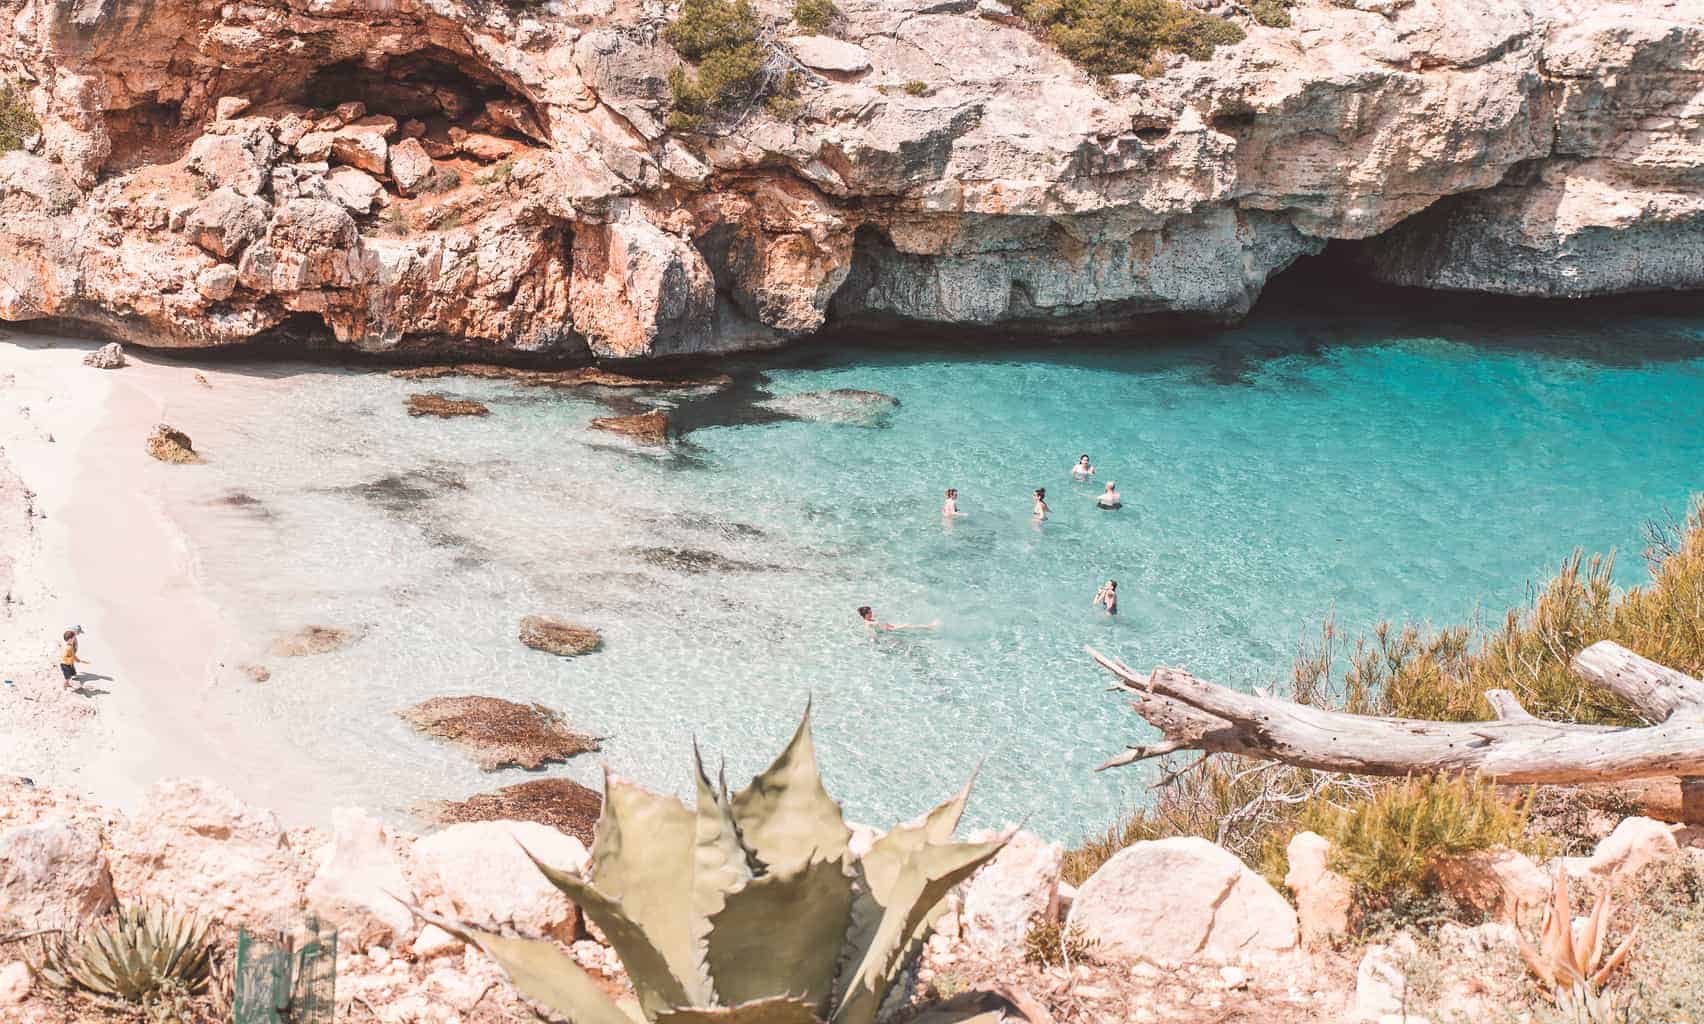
[1089,642,1704,787]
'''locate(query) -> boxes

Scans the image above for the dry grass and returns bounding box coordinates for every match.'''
[1067,499,1704,914]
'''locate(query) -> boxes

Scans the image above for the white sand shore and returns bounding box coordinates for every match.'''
[0,334,304,817]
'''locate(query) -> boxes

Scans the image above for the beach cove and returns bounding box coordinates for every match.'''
[4,302,1704,842]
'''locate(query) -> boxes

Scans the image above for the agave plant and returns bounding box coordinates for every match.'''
[421,709,1010,1024]
[34,901,214,1002]
[1516,868,1637,1006]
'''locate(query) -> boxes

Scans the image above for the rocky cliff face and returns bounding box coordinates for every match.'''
[0,0,1698,360]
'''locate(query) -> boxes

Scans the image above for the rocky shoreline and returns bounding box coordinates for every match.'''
[0,769,1699,1023]
[0,0,1699,361]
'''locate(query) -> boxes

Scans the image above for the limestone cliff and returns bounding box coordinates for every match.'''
[0,0,1698,360]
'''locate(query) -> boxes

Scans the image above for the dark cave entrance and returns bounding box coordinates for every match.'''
[299,49,547,142]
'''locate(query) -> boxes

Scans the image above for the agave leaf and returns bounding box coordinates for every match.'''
[409,904,638,1024]
[730,707,851,875]
[1578,887,1610,977]
[527,849,697,1018]
[705,853,855,1011]
[653,995,823,1024]
[919,768,979,843]
[1589,925,1637,988]
[831,831,1009,1024]
[1549,873,1578,981]
[586,770,712,1005]
[908,1011,1004,1024]
[692,745,754,984]
[1515,926,1556,990]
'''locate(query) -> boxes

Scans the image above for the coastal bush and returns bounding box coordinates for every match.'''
[1015,0,1246,77]
[1250,0,1290,27]
[665,0,776,130]
[1295,775,1543,915]
[0,81,37,152]
[793,0,839,32]
[424,710,1008,1024]
[904,80,929,96]
[1022,919,1098,967]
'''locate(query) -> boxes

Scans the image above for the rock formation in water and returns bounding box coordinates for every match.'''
[400,695,603,770]
[0,0,1698,360]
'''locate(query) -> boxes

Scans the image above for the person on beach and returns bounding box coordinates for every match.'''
[1094,580,1118,616]
[1033,488,1051,521]
[942,488,966,518]
[1072,455,1095,480]
[859,606,938,633]
[58,628,88,688]
[1097,482,1122,509]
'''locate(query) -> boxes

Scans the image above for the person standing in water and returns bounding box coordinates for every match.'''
[1072,454,1095,480]
[1032,488,1050,521]
[858,606,938,633]
[942,488,966,518]
[1093,580,1118,616]
[1097,481,1122,509]
[58,628,89,689]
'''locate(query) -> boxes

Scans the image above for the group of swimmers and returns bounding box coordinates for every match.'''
[860,453,1122,632]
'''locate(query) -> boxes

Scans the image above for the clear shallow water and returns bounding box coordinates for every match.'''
[162,304,1704,841]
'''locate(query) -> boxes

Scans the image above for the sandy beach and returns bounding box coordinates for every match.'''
[0,333,302,817]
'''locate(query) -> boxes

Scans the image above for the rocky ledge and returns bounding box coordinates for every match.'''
[0,0,1698,362]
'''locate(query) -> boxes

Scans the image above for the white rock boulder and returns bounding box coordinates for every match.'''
[0,960,30,1006]
[961,829,1063,956]
[388,137,433,196]
[0,818,115,928]
[1432,847,1549,921]
[325,166,383,215]
[1284,831,1351,946]
[785,35,871,74]
[108,778,309,930]
[411,821,587,939]
[1566,817,1679,881]
[1066,836,1298,964]
[81,342,125,369]
[305,808,417,947]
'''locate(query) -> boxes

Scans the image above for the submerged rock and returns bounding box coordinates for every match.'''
[400,696,601,771]
[590,409,669,444]
[759,388,900,426]
[518,616,602,656]
[144,424,200,464]
[390,364,729,391]
[270,624,359,657]
[82,342,125,369]
[405,393,490,418]
[414,777,602,846]
[633,546,776,573]
[239,663,272,683]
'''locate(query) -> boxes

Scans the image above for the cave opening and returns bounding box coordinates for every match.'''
[299,49,546,144]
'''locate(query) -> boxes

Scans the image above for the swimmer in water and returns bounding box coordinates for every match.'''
[858,606,939,633]
[942,488,966,517]
[1097,482,1122,509]
[1032,488,1050,521]
[1072,454,1095,480]
[1093,580,1118,616]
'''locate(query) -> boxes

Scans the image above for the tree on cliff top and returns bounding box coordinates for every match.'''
[0,82,39,152]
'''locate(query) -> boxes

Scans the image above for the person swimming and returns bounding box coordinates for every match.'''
[942,488,966,517]
[1032,488,1050,521]
[858,606,939,633]
[1097,482,1121,509]
[1093,580,1118,616]
[1072,454,1095,480]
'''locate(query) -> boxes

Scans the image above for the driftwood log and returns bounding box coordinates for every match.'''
[1090,640,1704,821]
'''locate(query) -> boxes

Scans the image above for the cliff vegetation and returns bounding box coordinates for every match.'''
[0,81,36,151]
[1015,0,1246,76]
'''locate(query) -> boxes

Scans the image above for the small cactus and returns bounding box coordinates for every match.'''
[1516,867,1637,1005]
[33,902,214,1002]
[421,708,1009,1024]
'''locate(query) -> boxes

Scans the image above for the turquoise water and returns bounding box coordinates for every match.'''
[167,301,1704,841]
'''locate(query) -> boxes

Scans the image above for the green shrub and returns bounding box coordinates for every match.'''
[665,0,769,130]
[1250,0,1291,27]
[903,79,929,97]
[793,0,838,32]
[1022,919,1097,967]
[1015,0,1245,77]
[0,82,36,152]
[1294,775,1543,913]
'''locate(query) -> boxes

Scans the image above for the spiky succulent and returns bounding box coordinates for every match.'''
[34,902,214,1002]
[1517,867,1637,1004]
[423,708,1009,1024]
